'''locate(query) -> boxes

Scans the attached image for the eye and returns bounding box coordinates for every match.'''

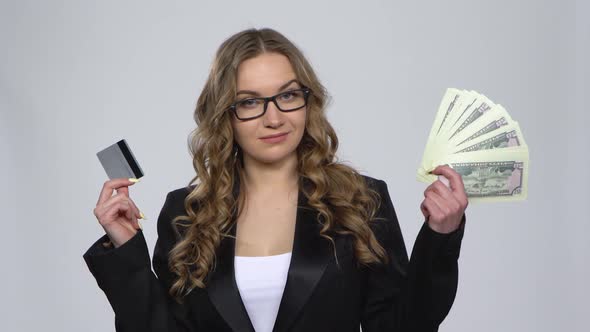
[237,98,260,108]
[278,90,301,101]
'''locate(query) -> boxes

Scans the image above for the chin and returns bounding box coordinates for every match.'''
[252,151,296,165]
[244,143,299,165]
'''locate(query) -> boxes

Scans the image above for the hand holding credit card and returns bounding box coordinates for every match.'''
[94,139,146,248]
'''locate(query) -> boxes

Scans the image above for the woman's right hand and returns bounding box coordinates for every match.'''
[93,178,144,248]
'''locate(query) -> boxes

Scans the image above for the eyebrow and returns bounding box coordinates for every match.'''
[236,79,300,97]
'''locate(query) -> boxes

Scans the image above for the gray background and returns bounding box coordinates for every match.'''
[1,0,588,331]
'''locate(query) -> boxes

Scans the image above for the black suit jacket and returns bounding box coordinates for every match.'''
[83,175,466,331]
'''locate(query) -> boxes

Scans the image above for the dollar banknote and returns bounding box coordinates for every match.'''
[418,89,530,202]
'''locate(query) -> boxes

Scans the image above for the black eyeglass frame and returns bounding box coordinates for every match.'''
[228,87,311,121]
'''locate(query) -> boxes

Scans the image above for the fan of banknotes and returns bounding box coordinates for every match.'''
[417,88,529,202]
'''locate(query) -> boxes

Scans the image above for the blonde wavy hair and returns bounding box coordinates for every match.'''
[168,28,388,303]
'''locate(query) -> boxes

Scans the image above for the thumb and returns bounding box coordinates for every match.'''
[429,164,449,175]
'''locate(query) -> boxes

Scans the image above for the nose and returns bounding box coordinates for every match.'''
[262,100,284,128]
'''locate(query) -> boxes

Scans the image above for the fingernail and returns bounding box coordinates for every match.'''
[128,178,140,183]
[140,211,147,220]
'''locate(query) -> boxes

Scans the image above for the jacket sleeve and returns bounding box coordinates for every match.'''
[360,179,466,332]
[83,191,196,332]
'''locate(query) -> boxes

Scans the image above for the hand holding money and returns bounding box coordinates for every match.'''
[418,88,530,203]
[420,165,468,234]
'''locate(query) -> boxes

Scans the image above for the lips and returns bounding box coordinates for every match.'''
[260,132,289,139]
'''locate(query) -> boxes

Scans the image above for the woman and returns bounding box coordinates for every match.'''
[84,28,468,332]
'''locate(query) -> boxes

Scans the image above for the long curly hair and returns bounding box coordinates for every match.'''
[168,28,388,303]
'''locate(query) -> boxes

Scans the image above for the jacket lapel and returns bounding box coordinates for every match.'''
[206,177,255,332]
[272,188,331,332]
[205,179,331,332]
[206,220,256,332]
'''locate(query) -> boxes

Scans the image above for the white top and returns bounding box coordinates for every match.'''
[234,252,292,332]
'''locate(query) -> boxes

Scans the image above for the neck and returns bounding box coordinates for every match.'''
[241,152,299,195]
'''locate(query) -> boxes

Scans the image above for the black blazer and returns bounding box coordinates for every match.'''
[83,175,466,332]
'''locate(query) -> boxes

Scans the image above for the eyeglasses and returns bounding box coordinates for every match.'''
[228,88,311,121]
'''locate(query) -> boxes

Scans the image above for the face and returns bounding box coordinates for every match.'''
[231,52,307,165]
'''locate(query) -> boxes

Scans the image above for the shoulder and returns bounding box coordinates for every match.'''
[160,184,196,213]
[358,174,397,223]
[168,184,196,198]
[155,185,196,242]
[359,174,389,198]
[155,185,197,238]
[358,174,398,224]
[360,174,384,188]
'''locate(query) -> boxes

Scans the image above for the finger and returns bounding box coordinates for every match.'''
[117,186,129,198]
[420,201,430,219]
[97,195,142,228]
[101,201,130,225]
[97,178,138,206]
[127,204,141,230]
[121,198,141,228]
[125,201,132,220]
[422,196,442,221]
[425,190,449,219]
[431,165,466,196]
[423,180,453,200]
[430,180,455,201]
[113,206,138,232]
[122,219,138,234]
[431,180,464,212]
[127,198,143,219]
[123,200,139,228]
[437,175,450,189]
[97,193,129,215]
[105,201,140,229]
[430,180,462,211]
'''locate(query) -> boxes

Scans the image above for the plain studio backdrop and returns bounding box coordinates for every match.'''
[1,0,588,331]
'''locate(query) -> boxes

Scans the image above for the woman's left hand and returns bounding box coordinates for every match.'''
[420,165,469,234]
